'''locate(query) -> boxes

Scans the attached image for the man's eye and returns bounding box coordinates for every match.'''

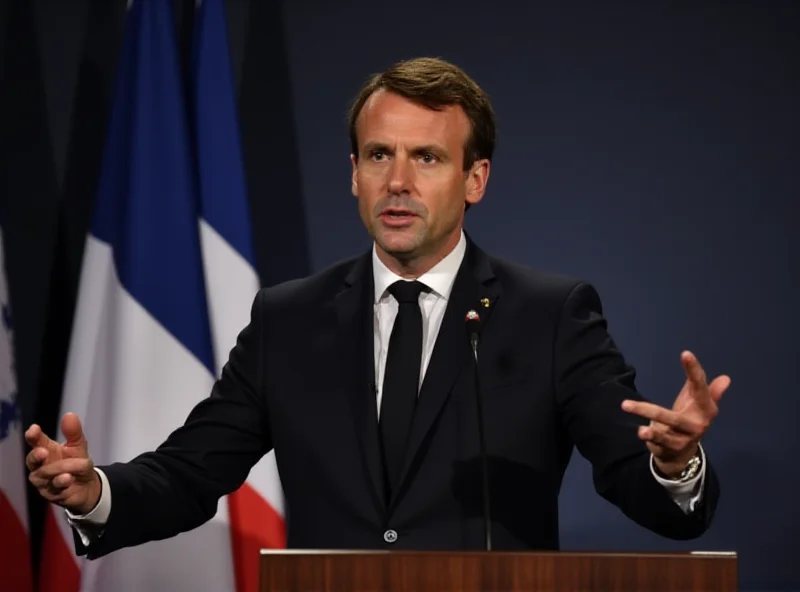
[419,153,437,164]
[371,150,386,161]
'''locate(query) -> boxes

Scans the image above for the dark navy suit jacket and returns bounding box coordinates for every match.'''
[77,238,718,557]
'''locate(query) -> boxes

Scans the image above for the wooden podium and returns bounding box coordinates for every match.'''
[259,549,738,591]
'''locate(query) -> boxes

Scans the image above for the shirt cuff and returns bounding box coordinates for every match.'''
[65,467,111,545]
[650,444,706,514]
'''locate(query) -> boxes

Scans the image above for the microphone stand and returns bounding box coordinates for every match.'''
[466,311,492,551]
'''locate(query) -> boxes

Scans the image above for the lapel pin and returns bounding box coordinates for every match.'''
[480,298,490,308]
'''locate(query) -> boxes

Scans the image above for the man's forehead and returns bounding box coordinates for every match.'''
[357,90,469,143]
[361,89,463,120]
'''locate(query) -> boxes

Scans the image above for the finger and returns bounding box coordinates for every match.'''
[708,375,731,403]
[622,400,700,434]
[689,385,719,420]
[644,439,665,457]
[31,457,93,481]
[29,469,71,494]
[39,481,83,505]
[30,466,91,496]
[44,475,70,497]
[29,470,55,491]
[52,473,75,489]
[680,352,721,416]
[641,429,668,458]
[682,351,708,389]
[61,413,88,455]
[25,447,49,472]
[638,423,687,451]
[24,424,55,451]
[24,424,40,446]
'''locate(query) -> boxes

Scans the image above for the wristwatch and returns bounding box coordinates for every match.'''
[663,453,703,483]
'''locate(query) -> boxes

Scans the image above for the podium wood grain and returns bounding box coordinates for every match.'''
[259,550,737,591]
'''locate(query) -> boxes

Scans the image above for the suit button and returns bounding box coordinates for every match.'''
[383,529,398,544]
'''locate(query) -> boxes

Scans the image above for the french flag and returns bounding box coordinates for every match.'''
[192,0,287,590]
[38,0,247,589]
[0,223,34,592]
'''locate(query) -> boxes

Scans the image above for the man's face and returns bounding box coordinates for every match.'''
[351,90,489,271]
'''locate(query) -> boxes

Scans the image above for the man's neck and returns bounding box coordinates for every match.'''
[376,231,464,279]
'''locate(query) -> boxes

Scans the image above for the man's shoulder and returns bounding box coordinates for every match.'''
[482,251,608,320]
[256,252,367,308]
[485,251,586,300]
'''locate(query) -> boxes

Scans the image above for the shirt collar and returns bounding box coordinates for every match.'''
[372,230,467,303]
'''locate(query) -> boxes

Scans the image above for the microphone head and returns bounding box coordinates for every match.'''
[465,309,481,335]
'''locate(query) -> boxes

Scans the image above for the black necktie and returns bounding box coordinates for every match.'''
[380,279,427,498]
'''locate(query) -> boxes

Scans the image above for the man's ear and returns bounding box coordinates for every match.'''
[350,154,358,197]
[465,159,491,207]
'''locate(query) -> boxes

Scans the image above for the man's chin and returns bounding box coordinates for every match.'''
[375,233,423,260]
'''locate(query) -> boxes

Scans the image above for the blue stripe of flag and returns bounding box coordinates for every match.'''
[90,0,215,374]
[192,0,257,268]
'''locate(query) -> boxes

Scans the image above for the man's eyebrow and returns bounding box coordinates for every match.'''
[360,142,450,156]
[410,144,449,156]
[361,141,391,153]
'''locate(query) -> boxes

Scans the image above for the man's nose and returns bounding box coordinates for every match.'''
[387,155,414,194]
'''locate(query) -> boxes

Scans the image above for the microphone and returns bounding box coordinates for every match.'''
[465,309,492,551]
[465,310,480,361]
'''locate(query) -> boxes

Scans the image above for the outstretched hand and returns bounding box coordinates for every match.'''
[25,412,102,515]
[622,351,730,477]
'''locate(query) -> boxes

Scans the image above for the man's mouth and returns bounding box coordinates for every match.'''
[381,208,416,218]
[379,209,417,226]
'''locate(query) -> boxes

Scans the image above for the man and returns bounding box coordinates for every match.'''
[27,57,727,554]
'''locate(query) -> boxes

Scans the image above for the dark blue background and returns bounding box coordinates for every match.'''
[281,2,799,588]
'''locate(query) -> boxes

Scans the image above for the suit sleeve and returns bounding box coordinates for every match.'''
[75,289,272,559]
[553,282,719,540]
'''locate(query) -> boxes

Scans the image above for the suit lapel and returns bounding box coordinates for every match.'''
[392,240,501,505]
[333,252,386,514]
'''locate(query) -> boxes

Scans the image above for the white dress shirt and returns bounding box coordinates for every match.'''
[69,230,704,543]
[372,230,467,416]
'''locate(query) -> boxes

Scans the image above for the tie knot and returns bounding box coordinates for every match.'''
[388,280,427,303]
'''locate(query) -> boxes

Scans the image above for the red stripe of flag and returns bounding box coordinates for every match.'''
[0,491,34,592]
[38,505,80,592]
[228,483,286,592]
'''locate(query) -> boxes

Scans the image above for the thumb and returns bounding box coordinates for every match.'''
[61,413,89,457]
[708,375,731,403]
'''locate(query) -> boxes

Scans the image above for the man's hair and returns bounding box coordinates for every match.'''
[347,57,496,171]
